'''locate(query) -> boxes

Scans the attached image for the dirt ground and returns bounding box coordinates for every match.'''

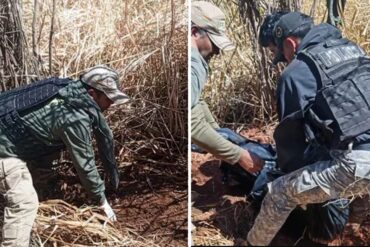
[114,164,188,247]
[29,159,188,246]
[191,128,370,246]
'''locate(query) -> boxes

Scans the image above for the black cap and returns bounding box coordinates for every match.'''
[272,12,314,64]
[259,11,289,47]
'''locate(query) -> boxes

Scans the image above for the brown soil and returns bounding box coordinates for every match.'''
[191,128,370,246]
[114,173,188,247]
[32,160,188,246]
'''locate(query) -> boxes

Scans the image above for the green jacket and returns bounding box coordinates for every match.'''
[0,80,116,203]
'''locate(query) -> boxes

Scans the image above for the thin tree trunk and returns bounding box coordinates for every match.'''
[49,0,56,75]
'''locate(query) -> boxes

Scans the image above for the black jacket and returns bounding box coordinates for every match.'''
[274,23,370,172]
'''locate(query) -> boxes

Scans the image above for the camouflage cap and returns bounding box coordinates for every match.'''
[80,65,129,105]
[192,1,235,51]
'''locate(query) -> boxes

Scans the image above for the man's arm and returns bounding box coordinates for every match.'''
[274,60,319,171]
[191,103,263,173]
[93,112,119,190]
[277,60,317,120]
[191,47,262,173]
[58,120,117,221]
[57,116,106,204]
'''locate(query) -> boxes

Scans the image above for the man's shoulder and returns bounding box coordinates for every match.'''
[279,59,317,92]
[191,48,208,70]
[191,47,202,60]
[45,97,91,128]
[277,58,318,101]
[281,59,312,81]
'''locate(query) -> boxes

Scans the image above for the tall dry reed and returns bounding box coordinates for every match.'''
[204,0,369,127]
[0,0,188,245]
[20,0,188,164]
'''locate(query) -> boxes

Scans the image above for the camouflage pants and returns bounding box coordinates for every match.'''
[0,157,39,247]
[247,150,370,246]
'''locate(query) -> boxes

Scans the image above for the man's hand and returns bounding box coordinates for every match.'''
[238,149,264,174]
[100,198,117,222]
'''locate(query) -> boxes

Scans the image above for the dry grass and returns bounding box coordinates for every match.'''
[31,200,150,247]
[20,0,188,154]
[193,225,234,246]
[195,0,370,245]
[0,0,187,245]
[203,0,370,127]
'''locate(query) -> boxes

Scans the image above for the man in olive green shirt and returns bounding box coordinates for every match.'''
[0,65,128,247]
[191,1,263,173]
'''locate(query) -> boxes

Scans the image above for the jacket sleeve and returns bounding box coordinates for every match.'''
[274,60,318,171]
[191,102,243,165]
[276,59,317,121]
[93,111,119,190]
[57,114,106,204]
[191,48,242,164]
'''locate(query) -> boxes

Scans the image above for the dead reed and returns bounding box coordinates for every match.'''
[204,0,370,127]
[192,226,234,246]
[21,0,188,155]
[194,0,370,245]
[0,0,187,245]
[31,200,143,247]
[0,0,41,90]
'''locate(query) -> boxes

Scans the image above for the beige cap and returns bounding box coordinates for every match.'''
[192,1,235,51]
[80,65,129,105]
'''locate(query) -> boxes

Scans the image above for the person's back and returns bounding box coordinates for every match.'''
[1,79,94,158]
[0,65,128,247]
[246,12,370,246]
[191,1,263,173]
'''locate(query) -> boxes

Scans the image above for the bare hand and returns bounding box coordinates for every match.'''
[238,149,264,174]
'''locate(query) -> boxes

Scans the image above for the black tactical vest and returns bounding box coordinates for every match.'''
[0,77,71,154]
[297,38,370,148]
[0,77,71,118]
